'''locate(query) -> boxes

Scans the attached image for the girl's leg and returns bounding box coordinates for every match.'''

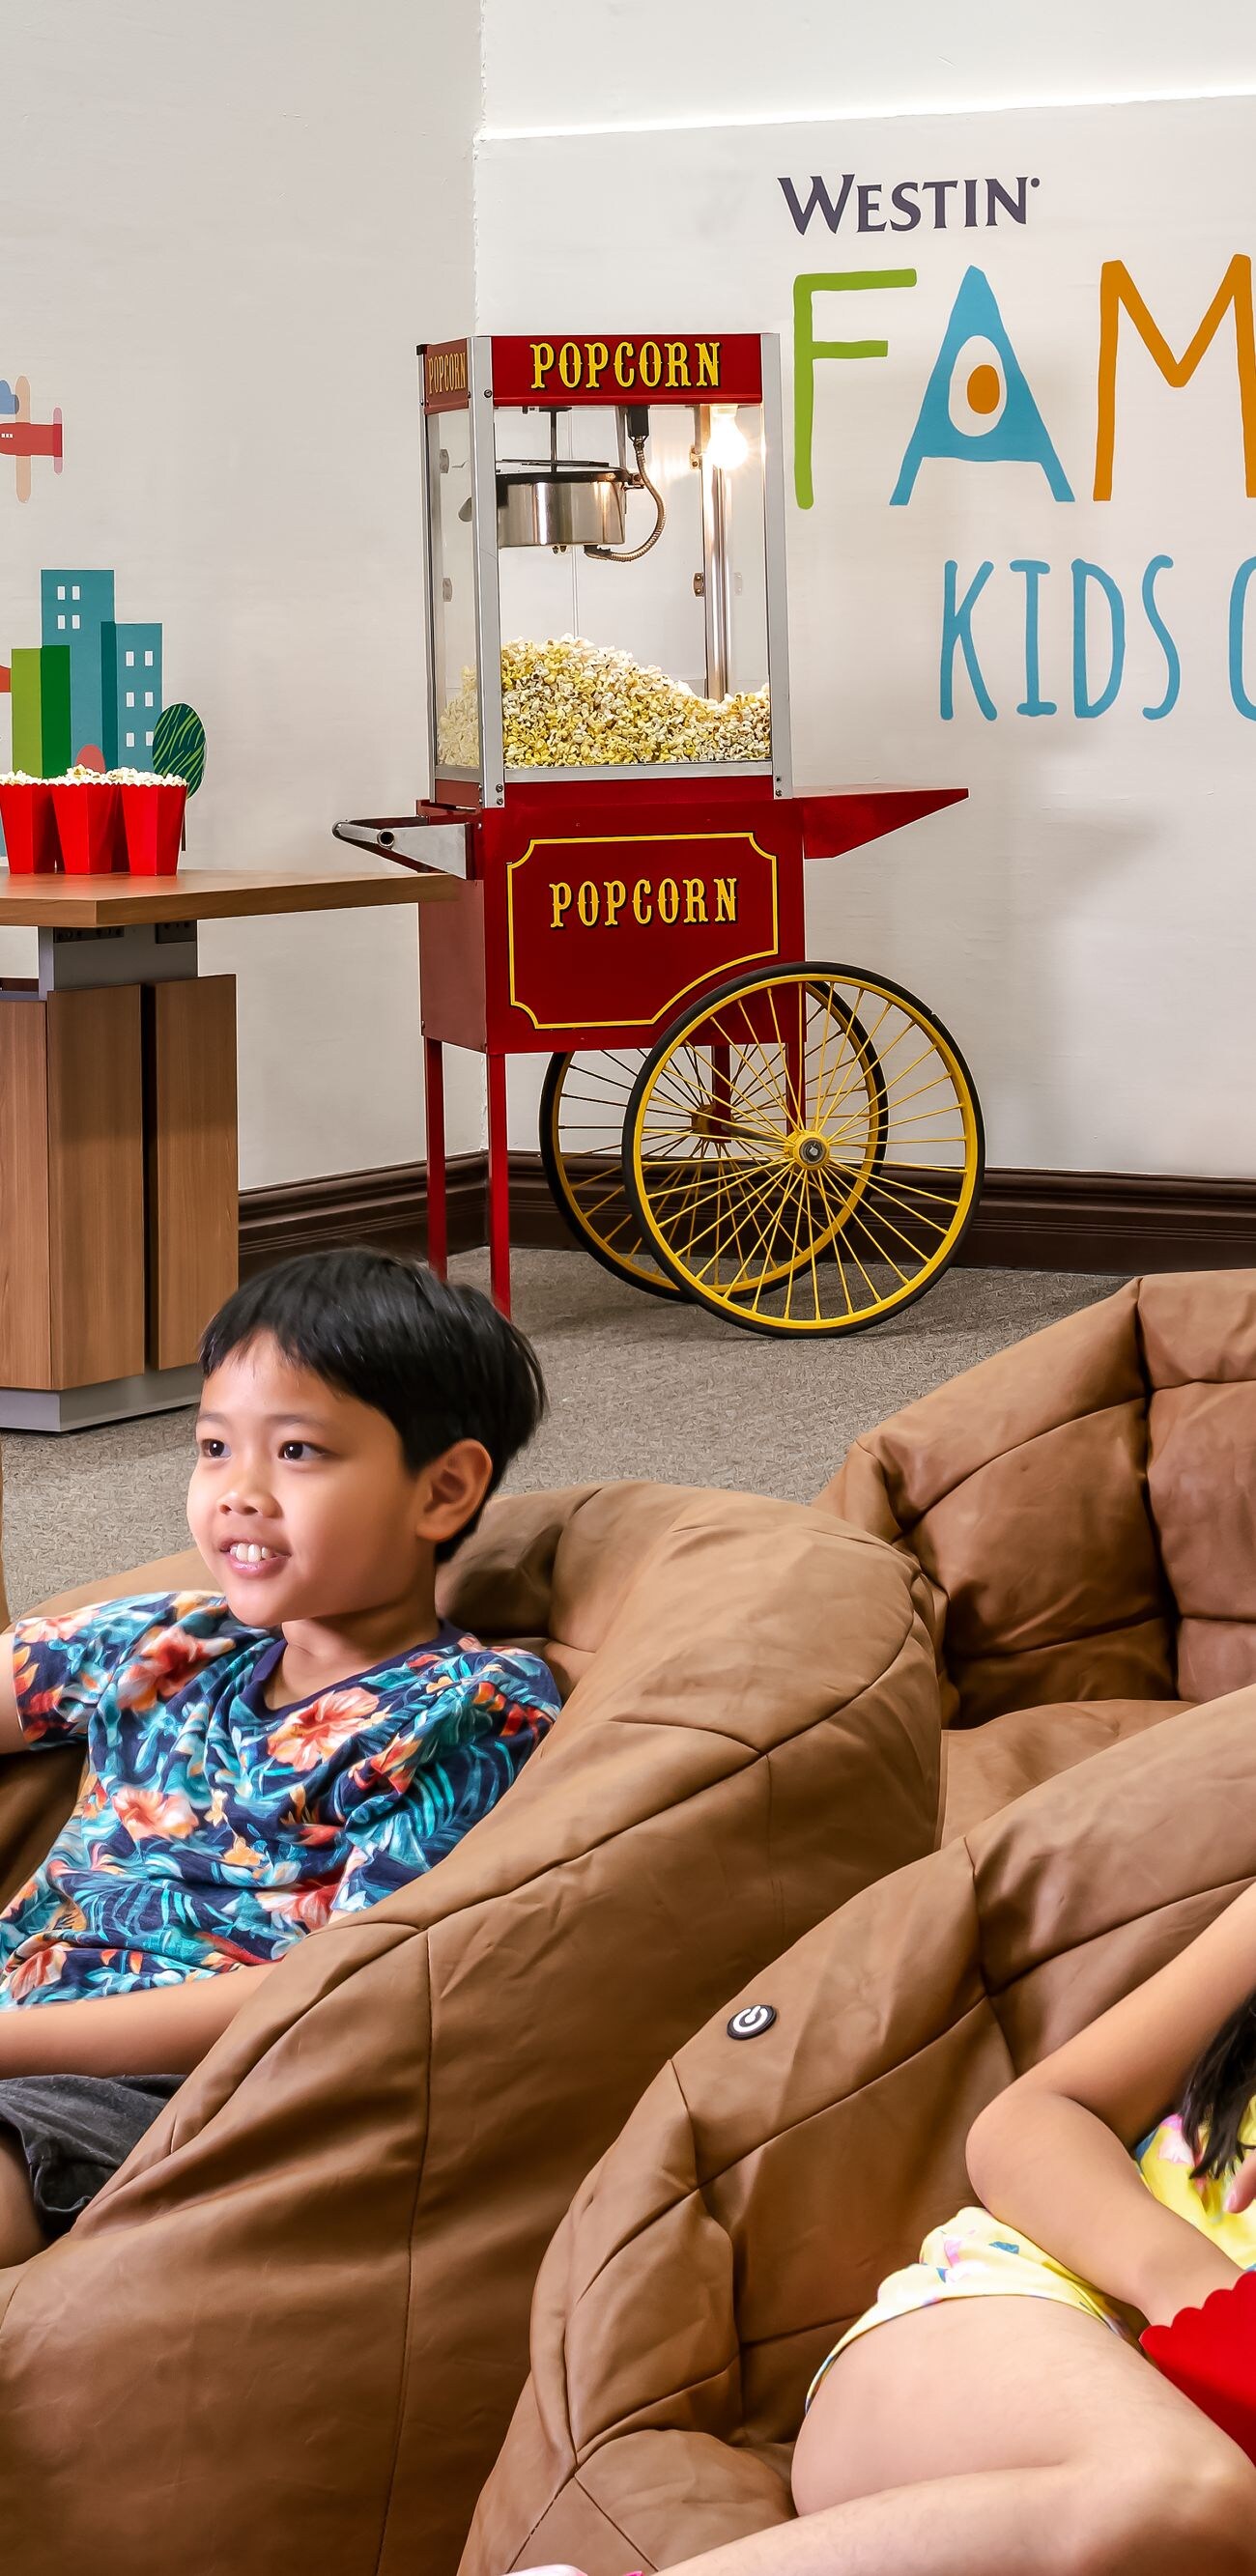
[663,2297,1256,2576]
[0,2131,44,2264]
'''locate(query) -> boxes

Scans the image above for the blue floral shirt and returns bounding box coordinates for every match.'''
[1,1590,558,2007]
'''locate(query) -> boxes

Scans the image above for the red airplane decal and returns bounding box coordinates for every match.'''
[0,378,63,500]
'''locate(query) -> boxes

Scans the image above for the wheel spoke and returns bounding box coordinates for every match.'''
[667,1154,799,1281]
[609,973,980,1333]
[548,1050,674,1294]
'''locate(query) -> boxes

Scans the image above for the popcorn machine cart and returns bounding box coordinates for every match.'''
[336,329,984,1335]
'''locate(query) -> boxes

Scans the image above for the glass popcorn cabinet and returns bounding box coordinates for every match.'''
[426,331,781,794]
[335,329,985,1337]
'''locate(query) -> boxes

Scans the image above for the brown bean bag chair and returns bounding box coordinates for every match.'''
[0,1478,939,2576]
[465,1685,1256,2576]
[817,1269,1256,1839]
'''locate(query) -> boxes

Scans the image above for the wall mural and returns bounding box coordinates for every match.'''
[0,362,205,852]
[475,97,1256,1179]
[0,374,62,503]
[789,248,1256,724]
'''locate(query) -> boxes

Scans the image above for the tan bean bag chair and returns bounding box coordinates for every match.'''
[465,1686,1256,2576]
[0,1478,939,2576]
[818,1270,1256,1839]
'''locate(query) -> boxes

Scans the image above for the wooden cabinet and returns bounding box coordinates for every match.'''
[0,987,145,1388]
[0,977,236,1395]
[0,864,452,1426]
[144,978,238,1371]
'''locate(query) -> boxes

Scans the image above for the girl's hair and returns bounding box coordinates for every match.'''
[1180,1986,1256,2184]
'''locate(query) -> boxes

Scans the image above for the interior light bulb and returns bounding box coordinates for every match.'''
[705,407,750,472]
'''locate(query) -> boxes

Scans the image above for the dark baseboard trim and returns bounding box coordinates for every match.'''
[238,1155,485,1278]
[238,1151,562,1281]
[956,1169,1256,1273]
[239,1156,1256,1282]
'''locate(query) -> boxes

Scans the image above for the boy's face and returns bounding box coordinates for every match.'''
[187,1333,492,1628]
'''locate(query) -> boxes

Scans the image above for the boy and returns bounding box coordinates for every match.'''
[0,1249,559,2259]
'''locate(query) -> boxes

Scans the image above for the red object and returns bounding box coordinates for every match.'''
[488,331,763,409]
[401,776,970,1318]
[1141,2271,1256,2459]
[422,340,471,413]
[415,777,965,1058]
[50,782,124,874]
[0,779,60,874]
[800,786,969,860]
[424,1036,447,1278]
[504,820,785,1037]
[0,419,62,460]
[120,779,186,875]
[486,1049,511,1318]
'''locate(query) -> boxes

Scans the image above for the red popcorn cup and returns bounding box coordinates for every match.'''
[0,779,61,873]
[51,781,124,874]
[1141,2269,1256,2460]
[120,778,186,875]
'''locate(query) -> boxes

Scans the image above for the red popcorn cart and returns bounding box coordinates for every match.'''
[336,329,983,1335]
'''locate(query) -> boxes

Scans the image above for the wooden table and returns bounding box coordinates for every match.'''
[0,862,455,1431]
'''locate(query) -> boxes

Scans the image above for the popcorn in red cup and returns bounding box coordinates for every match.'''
[111,768,186,876]
[0,773,61,874]
[50,768,125,873]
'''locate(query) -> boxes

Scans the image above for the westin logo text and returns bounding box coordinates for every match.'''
[780,174,1040,234]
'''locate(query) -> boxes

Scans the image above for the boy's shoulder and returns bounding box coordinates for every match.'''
[427,1626,557,1684]
[351,1626,558,1708]
[330,1629,560,1746]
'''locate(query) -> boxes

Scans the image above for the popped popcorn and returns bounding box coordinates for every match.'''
[106,768,188,786]
[437,636,771,770]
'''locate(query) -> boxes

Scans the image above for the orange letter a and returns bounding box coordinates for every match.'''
[1095,255,1256,499]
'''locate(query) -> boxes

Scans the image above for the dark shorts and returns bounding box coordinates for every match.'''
[0,2073,182,2238]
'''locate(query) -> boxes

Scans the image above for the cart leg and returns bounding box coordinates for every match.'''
[424,1037,447,1280]
[486,1050,512,1318]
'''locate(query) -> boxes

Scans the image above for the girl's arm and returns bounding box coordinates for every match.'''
[968,1880,1256,2326]
[0,1965,272,2077]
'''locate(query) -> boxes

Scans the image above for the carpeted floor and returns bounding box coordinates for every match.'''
[0,1250,1122,1617]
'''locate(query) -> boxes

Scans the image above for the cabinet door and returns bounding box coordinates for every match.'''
[144,976,238,1371]
[0,988,148,1392]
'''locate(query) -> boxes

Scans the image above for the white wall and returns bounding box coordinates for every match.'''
[476,45,1256,1177]
[0,0,482,1187]
[10,8,1256,1193]
[480,0,1256,132]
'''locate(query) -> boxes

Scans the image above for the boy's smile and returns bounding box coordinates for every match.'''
[220,1539,286,1578]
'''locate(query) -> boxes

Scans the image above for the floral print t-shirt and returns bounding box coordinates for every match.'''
[1,1590,559,2007]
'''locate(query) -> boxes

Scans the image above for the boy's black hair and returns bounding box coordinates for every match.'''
[199,1249,545,1560]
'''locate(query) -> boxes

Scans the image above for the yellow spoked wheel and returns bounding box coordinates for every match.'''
[622,963,984,1336]
[539,1049,681,1299]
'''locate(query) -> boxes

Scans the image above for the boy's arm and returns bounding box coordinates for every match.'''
[0,1632,22,1754]
[0,1963,272,2078]
[0,1626,271,2074]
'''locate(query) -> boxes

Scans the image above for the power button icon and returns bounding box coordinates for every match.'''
[728,2004,777,2040]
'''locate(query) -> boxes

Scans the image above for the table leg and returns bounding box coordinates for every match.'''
[424,1037,447,1279]
[486,1051,511,1318]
